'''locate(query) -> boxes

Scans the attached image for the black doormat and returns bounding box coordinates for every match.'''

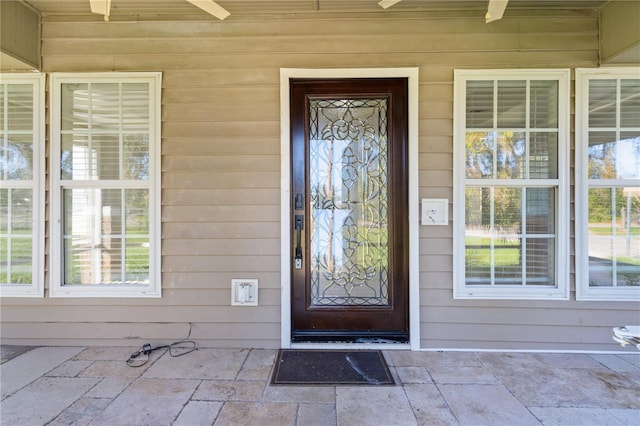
[271,349,395,386]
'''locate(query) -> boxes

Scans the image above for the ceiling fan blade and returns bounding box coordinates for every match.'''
[185,0,230,20]
[485,0,508,23]
[89,0,111,21]
[378,0,403,9]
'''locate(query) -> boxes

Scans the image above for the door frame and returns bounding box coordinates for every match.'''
[280,68,420,350]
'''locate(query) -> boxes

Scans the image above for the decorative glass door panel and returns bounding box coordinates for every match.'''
[309,99,389,307]
[290,79,409,342]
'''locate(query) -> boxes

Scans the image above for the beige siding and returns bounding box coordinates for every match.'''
[2,8,637,351]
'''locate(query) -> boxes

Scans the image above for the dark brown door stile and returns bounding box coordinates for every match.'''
[290,78,410,343]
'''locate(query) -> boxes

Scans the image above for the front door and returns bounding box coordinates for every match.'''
[290,78,409,343]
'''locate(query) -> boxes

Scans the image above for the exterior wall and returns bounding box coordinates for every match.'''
[1,8,638,350]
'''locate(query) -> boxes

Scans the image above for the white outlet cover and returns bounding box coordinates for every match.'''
[231,279,258,306]
[421,198,448,225]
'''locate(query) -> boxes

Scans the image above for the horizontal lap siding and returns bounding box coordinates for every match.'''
[5,9,633,351]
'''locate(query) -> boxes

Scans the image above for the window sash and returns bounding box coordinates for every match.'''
[454,69,570,300]
[0,75,45,297]
[50,73,161,298]
[576,68,640,301]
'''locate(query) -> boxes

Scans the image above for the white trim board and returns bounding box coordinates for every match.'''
[279,67,420,350]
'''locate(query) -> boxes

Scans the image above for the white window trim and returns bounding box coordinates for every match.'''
[575,67,640,302]
[0,73,45,297]
[453,69,570,300]
[49,72,162,298]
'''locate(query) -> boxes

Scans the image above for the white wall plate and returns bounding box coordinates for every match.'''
[421,198,449,225]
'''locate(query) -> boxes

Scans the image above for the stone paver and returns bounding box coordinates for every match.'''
[0,346,85,398]
[236,349,277,381]
[0,346,639,425]
[427,365,498,384]
[297,403,337,426]
[0,376,99,425]
[193,379,266,401]
[91,378,200,425]
[439,383,540,425]
[264,384,335,403]
[214,401,298,426]
[396,366,433,383]
[529,407,628,425]
[143,348,249,380]
[0,345,35,364]
[336,386,418,425]
[403,383,459,426]
[174,400,223,426]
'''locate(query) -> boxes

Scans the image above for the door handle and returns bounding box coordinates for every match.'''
[294,215,303,269]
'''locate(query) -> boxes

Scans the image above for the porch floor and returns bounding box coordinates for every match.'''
[1,345,639,425]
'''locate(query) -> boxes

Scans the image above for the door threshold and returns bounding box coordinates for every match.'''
[290,342,411,351]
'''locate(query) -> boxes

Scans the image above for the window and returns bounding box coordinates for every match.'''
[0,74,45,297]
[453,70,570,299]
[576,68,640,301]
[50,73,161,297]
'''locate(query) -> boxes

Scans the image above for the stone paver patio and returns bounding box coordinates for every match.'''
[1,345,639,425]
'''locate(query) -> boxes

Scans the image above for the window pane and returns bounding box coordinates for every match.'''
[588,187,640,288]
[465,236,492,285]
[93,134,120,179]
[529,132,558,179]
[464,187,489,284]
[526,238,555,285]
[61,83,89,131]
[589,132,640,180]
[496,131,526,179]
[464,186,559,287]
[125,189,149,283]
[0,189,6,232]
[494,187,521,232]
[588,235,613,287]
[526,188,555,234]
[61,133,89,180]
[617,188,640,286]
[10,236,32,284]
[63,188,149,285]
[530,80,558,128]
[497,80,526,128]
[122,83,150,131]
[589,79,617,128]
[465,131,493,178]
[0,188,33,285]
[126,238,149,282]
[6,84,33,131]
[1,134,33,180]
[126,189,149,234]
[11,188,32,233]
[91,83,120,131]
[61,83,151,182]
[0,86,4,132]
[124,134,149,180]
[620,79,640,128]
[494,236,522,285]
[0,235,6,283]
[466,81,493,128]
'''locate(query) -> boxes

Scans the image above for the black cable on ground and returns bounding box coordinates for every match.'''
[126,323,197,367]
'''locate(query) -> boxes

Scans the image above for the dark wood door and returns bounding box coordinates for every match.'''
[290,78,409,343]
